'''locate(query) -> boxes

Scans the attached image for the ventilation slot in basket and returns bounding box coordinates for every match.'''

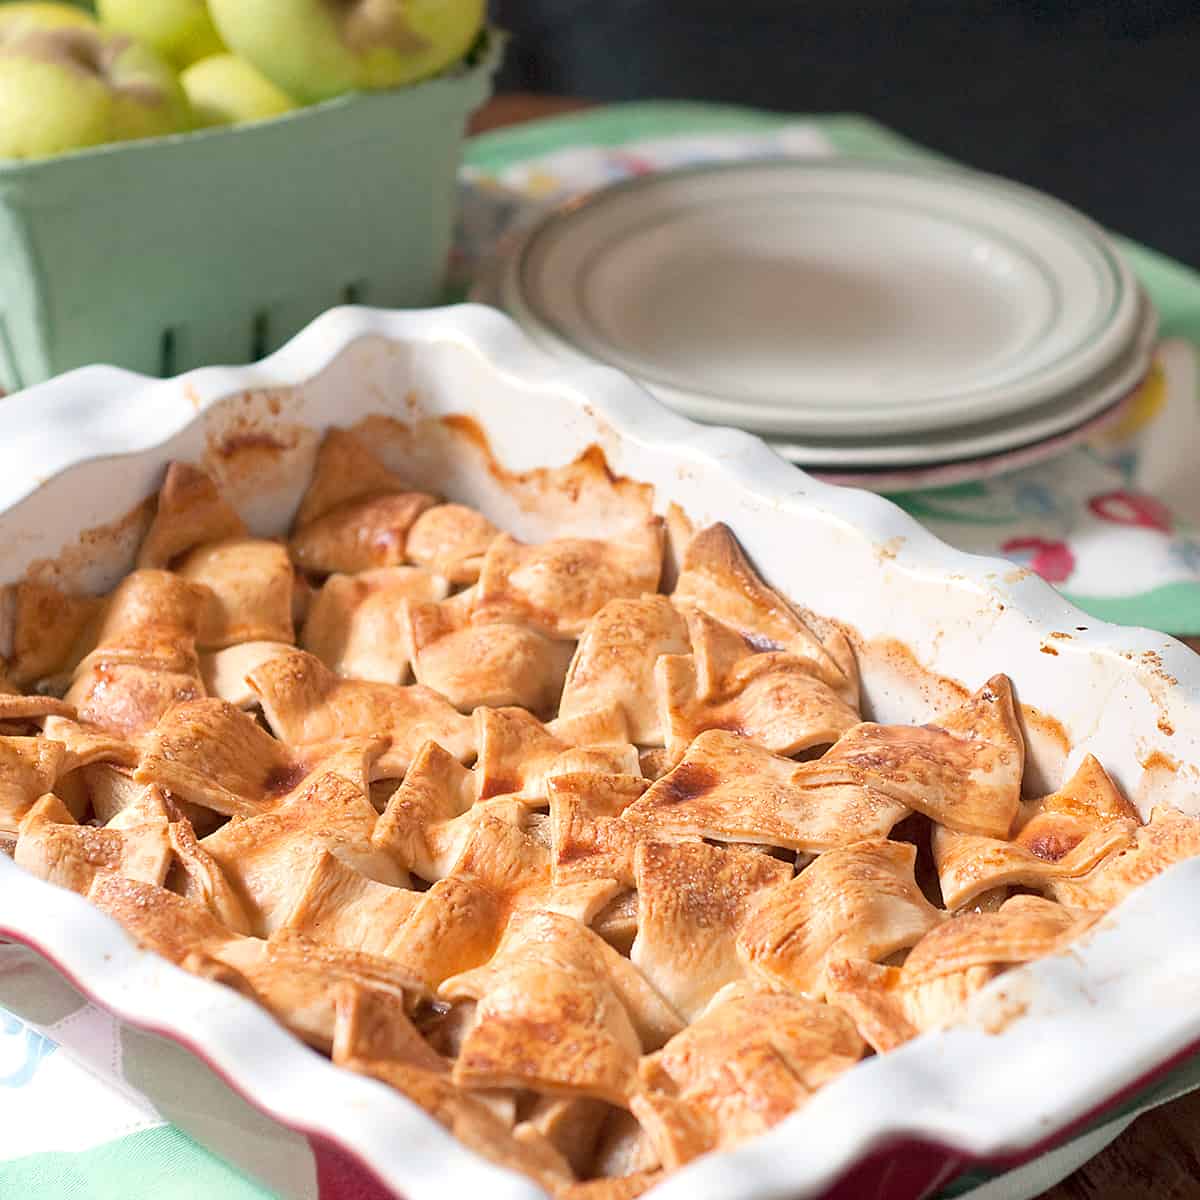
[159,328,177,378]
[251,311,270,361]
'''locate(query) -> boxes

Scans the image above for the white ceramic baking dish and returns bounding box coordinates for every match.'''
[0,304,1198,1200]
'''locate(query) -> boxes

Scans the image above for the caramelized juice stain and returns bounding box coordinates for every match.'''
[654,762,719,806]
[1139,749,1179,775]
[441,415,627,493]
[348,413,654,519]
[840,632,970,713]
[18,496,155,592]
[440,412,489,453]
[214,430,291,459]
[263,762,307,797]
[1021,707,1070,757]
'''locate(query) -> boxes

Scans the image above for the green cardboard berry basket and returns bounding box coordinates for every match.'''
[0,37,499,392]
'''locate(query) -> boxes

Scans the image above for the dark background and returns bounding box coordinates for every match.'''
[491,0,1200,267]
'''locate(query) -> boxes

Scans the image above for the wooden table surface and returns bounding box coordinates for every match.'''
[469,91,1200,1200]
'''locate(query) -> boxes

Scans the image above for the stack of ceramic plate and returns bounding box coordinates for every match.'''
[477,159,1157,490]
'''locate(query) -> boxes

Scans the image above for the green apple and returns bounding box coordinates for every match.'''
[0,3,99,34]
[0,22,192,159]
[182,52,298,127]
[95,0,226,70]
[208,0,485,103]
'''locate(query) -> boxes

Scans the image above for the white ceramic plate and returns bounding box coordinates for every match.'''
[795,386,1136,493]
[761,290,1156,473]
[481,258,1156,481]
[500,159,1142,437]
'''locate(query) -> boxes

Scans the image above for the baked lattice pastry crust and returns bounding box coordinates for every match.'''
[2,432,1188,1199]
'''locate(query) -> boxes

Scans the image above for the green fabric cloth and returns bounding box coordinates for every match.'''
[2,1127,277,1200]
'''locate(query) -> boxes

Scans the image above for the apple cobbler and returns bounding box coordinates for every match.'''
[2,429,1196,1198]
